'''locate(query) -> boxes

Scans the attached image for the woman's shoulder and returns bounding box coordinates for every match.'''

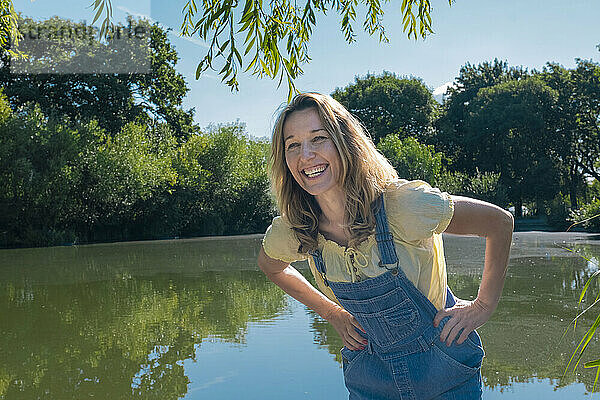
[262,215,307,263]
[383,178,448,201]
[383,179,454,241]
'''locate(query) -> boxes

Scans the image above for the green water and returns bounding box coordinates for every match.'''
[1,232,600,399]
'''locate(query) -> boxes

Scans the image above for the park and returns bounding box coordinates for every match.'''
[1,0,600,398]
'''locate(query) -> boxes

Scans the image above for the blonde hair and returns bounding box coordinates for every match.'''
[270,92,398,253]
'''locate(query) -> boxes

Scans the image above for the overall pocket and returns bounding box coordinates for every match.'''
[352,298,421,349]
[432,329,485,372]
[340,346,367,377]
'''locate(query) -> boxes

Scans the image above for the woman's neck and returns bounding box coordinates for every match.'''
[315,187,346,228]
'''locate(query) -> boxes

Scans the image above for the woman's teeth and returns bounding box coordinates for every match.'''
[304,165,327,178]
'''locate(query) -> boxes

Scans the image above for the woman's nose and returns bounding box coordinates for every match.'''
[300,142,315,160]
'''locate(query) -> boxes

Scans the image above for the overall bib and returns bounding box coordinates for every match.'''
[310,196,484,400]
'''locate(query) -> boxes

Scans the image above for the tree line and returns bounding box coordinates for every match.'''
[1,16,599,248]
[333,59,600,230]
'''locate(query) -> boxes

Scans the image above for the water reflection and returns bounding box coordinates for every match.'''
[0,233,599,398]
[0,236,286,399]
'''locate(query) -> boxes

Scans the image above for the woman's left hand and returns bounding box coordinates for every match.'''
[433,297,494,346]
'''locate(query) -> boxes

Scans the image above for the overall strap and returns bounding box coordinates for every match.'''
[374,194,400,269]
[309,249,329,287]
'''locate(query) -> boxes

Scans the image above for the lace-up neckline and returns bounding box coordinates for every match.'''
[317,232,374,282]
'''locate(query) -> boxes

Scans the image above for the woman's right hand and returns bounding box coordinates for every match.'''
[325,305,368,350]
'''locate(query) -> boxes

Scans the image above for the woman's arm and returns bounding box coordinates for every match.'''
[433,195,514,346]
[258,246,367,350]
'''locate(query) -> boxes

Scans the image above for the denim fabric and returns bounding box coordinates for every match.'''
[313,195,484,399]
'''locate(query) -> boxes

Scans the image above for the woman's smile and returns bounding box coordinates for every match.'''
[303,164,328,178]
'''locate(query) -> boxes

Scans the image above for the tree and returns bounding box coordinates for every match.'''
[435,59,528,172]
[332,72,437,143]
[376,134,442,184]
[0,0,19,57]
[78,0,454,97]
[464,77,559,217]
[537,61,600,210]
[1,17,196,138]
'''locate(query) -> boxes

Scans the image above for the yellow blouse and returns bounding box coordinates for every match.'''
[262,179,454,310]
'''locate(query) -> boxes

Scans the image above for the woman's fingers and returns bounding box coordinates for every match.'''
[456,324,473,345]
[348,326,367,345]
[344,327,365,350]
[345,336,364,350]
[351,317,366,333]
[433,308,451,327]
[444,319,466,346]
[439,312,459,344]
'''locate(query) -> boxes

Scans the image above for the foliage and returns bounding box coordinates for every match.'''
[376,134,442,184]
[434,59,529,173]
[0,97,82,246]
[0,93,274,247]
[543,193,572,231]
[83,0,454,97]
[333,72,437,143]
[1,16,196,139]
[569,198,600,232]
[461,76,560,217]
[436,169,509,207]
[538,60,600,209]
[0,0,20,57]
[174,124,274,237]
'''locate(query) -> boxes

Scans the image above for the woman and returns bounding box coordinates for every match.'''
[258,92,513,399]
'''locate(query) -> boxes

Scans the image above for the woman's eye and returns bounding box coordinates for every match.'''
[286,142,299,151]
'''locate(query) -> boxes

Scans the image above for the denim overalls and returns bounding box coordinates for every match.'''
[310,196,484,400]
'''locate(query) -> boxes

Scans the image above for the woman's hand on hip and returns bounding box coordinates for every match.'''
[325,305,368,351]
[433,297,493,346]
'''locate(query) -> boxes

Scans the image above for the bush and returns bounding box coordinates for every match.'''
[437,169,509,208]
[569,198,600,232]
[377,134,442,184]
[544,194,571,230]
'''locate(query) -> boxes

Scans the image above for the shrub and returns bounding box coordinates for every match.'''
[437,169,509,208]
[569,198,600,232]
[377,134,442,184]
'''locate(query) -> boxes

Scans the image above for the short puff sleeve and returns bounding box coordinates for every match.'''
[385,180,454,242]
[262,216,307,263]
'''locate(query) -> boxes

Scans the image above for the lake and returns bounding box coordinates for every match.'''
[1,232,600,399]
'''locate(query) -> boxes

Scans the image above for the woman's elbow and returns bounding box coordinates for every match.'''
[257,246,287,277]
[498,209,514,234]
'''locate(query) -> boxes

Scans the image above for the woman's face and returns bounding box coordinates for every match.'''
[283,108,343,198]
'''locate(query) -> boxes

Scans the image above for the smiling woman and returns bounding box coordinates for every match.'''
[258,92,514,399]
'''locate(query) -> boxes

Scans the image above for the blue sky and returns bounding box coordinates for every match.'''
[13,0,600,138]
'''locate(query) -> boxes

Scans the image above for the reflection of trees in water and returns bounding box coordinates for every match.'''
[305,245,600,392]
[0,271,286,399]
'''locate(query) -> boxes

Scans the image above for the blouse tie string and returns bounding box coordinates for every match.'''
[344,247,369,282]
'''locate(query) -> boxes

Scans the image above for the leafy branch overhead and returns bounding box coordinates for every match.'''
[87,0,451,99]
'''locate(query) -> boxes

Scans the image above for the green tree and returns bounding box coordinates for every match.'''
[0,97,86,247]
[436,169,509,207]
[435,59,528,173]
[0,0,19,56]
[2,17,196,138]
[464,77,559,217]
[78,0,454,96]
[333,72,437,143]
[77,122,178,242]
[376,134,442,184]
[182,124,274,236]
